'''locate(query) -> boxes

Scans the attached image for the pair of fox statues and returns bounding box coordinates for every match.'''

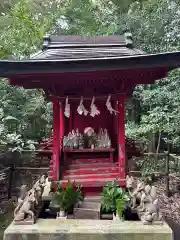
[13,174,163,225]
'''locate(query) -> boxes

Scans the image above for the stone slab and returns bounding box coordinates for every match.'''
[84,196,101,202]
[74,202,101,219]
[3,219,172,240]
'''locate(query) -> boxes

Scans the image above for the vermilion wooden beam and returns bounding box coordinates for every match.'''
[115,101,119,163]
[59,101,64,150]
[59,102,64,139]
[52,99,60,181]
[69,105,73,132]
[117,97,126,180]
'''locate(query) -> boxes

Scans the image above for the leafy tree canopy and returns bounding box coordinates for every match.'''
[121,0,180,151]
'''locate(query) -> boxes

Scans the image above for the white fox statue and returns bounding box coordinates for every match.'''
[141,198,163,224]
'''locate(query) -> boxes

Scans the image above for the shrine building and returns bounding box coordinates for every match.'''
[0,34,180,195]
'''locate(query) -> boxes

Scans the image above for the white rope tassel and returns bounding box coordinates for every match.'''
[77,97,89,116]
[106,95,119,115]
[83,105,89,116]
[90,97,100,117]
[77,98,84,115]
[64,97,70,118]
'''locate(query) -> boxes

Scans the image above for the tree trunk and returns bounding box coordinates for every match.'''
[155,131,162,169]
[156,131,162,154]
[148,133,156,153]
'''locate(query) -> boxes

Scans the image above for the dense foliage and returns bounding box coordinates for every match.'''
[0,0,180,153]
[121,0,180,152]
[0,79,52,152]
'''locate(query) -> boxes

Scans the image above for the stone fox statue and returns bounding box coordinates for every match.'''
[141,198,163,224]
[17,185,28,207]
[137,181,157,211]
[14,190,36,222]
[126,175,157,210]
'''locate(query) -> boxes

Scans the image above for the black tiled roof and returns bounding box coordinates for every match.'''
[0,34,180,80]
[31,34,145,60]
[32,47,144,60]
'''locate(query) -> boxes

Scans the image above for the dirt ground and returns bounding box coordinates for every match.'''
[0,211,13,240]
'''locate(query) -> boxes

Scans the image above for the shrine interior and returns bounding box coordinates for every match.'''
[62,98,118,163]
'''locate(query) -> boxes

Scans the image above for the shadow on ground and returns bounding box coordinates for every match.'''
[165,218,180,240]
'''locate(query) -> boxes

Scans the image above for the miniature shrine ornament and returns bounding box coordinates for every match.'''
[106,95,119,115]
[90,97,100,117]
[77,97,88,116]
[84,127,94,136]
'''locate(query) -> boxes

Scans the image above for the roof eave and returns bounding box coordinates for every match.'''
[0,51,180,77]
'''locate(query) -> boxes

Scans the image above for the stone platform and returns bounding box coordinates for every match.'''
[3,219,172,240]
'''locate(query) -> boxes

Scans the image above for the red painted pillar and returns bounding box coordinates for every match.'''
[52,99,60,181]
[118,97,126,181]
[115,100,119,140]
[69,106,73,132]
[59,102,64,146]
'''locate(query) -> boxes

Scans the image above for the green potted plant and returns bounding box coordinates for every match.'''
[51,181,84,218]
[101,179,130,219]
[62,181,84,214]
[116,193,130,220]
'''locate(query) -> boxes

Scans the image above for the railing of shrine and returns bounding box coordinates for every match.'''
[129,153,180,176]
[0,167,10,201]
[128,152,180,196]
[0,150,50,200]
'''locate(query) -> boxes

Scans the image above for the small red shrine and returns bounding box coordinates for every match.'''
[1,34,180,194]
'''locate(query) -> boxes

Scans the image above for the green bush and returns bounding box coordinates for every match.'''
[53,181,84,212]
[101,179,130,214]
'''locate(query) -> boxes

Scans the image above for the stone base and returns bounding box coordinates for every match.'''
[4,219,172,240]
[56,216,67,220]
[142,221,163,225]
[13,219,35,225]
